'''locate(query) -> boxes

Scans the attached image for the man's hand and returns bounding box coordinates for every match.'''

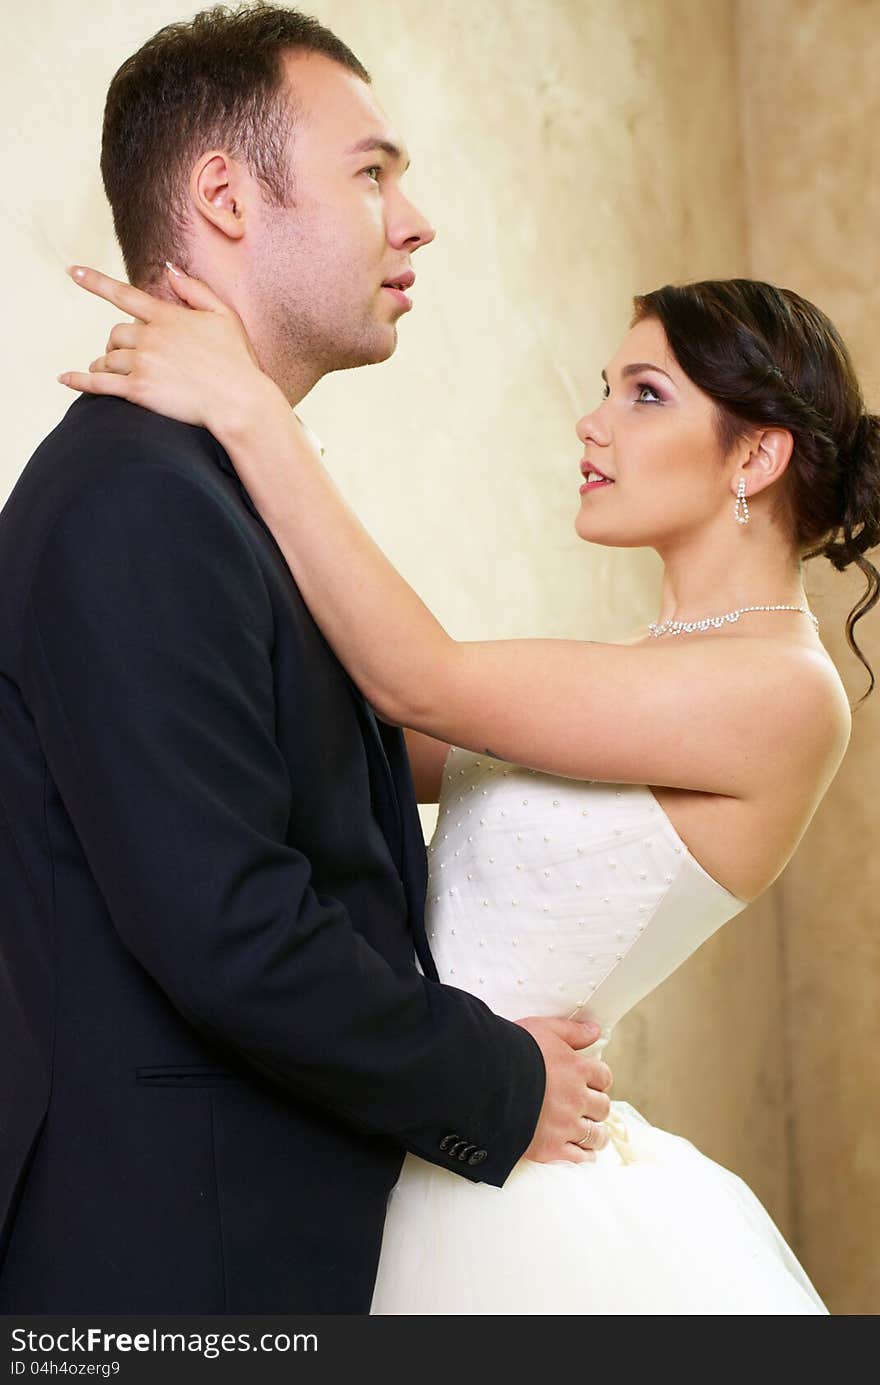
[515,1017,613,1164]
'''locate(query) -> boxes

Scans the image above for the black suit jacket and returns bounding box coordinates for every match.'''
[0,396,545,1313]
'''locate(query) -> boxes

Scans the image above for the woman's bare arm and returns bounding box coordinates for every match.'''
[216,387,842,799]
[402,728,450,804]
[62,266,845,804]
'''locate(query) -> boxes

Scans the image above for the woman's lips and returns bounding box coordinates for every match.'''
[579,463,614,496]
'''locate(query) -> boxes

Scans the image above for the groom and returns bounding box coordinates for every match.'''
[0,5,611,1313]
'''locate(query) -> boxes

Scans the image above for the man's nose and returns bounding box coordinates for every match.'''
[389,193,436,252]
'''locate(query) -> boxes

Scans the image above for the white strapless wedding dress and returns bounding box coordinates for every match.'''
[370,748,828,1315]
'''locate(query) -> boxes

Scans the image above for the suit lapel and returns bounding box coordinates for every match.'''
[338,676,437,980]
[208,432,436,978]
[345,685,404,870]
[373,712,436,981]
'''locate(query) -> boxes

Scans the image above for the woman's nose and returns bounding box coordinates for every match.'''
[576,409,610,447]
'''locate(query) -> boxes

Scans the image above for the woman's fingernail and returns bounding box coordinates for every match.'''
[57,373,69,385]
[165,260,183,277]
[67,266,86,280]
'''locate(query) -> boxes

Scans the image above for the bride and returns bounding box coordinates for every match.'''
[61,269,878,1314]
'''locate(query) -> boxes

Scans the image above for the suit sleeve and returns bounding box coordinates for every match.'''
[20,460,545,1185]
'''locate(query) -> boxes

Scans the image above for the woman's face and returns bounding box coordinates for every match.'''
[574,316,735,550]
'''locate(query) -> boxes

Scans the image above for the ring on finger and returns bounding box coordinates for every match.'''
[576,1119,598,1149]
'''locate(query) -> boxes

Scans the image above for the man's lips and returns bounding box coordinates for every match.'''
[381,270,414,312]
[382,270,415,291]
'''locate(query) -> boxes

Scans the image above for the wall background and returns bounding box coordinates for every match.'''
[2,0,876,1312]
[735,0,880,1310]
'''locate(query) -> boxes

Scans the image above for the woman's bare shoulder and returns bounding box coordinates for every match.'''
[739,637,852,780]
[652,639,852,899]
[780,641,850,735]
[620,628,851,783]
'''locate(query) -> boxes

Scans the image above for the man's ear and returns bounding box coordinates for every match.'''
[189,151,248,243]
[734,426,794,499]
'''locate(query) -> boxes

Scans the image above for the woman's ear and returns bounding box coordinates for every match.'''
[189,151,248,243]
[734,427,794,499]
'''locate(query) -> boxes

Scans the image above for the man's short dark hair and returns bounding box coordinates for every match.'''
[101,3,370,286]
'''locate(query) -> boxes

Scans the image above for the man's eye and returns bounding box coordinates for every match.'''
[601,383,610,401]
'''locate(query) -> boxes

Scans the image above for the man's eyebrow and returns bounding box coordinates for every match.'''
[601,362,676,384]
[345,136,411,171]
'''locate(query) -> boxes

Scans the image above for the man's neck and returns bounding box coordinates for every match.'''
[258,353,325,410]
[142,272,325,411]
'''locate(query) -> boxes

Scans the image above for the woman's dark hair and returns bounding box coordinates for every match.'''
[633,279,880,703]
[101,3,370,287]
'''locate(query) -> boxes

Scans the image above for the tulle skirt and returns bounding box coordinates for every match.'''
[370,1100,828,1315]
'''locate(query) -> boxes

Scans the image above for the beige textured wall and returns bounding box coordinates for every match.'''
[4,0,873,1312]
[737,0,880,1314]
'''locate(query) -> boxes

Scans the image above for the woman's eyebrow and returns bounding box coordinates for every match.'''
[601,362,676,384]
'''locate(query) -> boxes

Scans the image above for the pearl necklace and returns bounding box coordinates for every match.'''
[648,604,819,638]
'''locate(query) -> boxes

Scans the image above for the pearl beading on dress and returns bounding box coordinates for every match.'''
[372,753,827,1318]
[426,750,745,1058]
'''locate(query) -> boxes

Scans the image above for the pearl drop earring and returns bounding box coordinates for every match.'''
[734,476,750,526]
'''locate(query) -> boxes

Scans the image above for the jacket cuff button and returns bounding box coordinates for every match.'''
[468,1149,488,1166]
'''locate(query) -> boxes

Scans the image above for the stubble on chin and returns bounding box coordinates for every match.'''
[254,265,400,389]
[318,311,399,374]
[358,321,399,367]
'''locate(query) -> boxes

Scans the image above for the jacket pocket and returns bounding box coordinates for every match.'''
[135,1065,242,1088]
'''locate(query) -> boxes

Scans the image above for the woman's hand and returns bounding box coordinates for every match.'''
[58,263,283,437]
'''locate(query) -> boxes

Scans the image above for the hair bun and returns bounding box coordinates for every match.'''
[841,411,880,470]
[820,410,880,702]
[827,411,880,570]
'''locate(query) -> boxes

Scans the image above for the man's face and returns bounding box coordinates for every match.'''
[248,52,435,381]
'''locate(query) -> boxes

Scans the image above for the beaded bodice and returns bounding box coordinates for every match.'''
[425,748,747,1056]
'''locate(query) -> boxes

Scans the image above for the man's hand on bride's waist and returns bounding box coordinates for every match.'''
[515,1016,613,1163]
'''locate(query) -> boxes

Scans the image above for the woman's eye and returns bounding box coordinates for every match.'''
[601,383,610,401]
[363,166,382,183]
[636,382,662,403]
